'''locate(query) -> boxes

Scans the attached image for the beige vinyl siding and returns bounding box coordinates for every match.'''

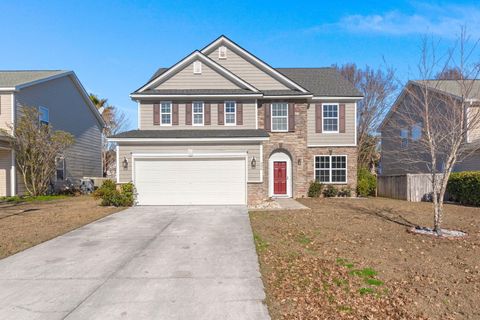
[307,102,356,146]
[155,62,241,90]
[118,143,262,183]
[139,100,257,130]
[0,93,13,131]
[0,150,11,196]
[207,47,290,90]
[14,75,103,186]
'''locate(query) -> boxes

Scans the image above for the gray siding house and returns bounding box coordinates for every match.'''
[0,71,104,196]
[111,36,362,205]
[380,80,480,175]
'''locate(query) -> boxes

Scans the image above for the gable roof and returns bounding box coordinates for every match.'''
[380,79,480,130]
[0,70,69,90]
[201,35,309,93]
[276,68,362,97]
[135,51,259,94]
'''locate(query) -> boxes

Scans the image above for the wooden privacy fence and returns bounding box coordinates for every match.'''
[377,174,444,202]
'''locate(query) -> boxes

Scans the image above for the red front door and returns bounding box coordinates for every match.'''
[273,161,287,195]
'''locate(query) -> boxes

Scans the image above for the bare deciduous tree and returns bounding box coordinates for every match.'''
[336,64,397,171]
[386,29,480,236]
[1,107,74,196]
[89,94,127,177]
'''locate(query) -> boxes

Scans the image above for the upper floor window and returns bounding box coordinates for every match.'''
[400,128,409,148]
[39,106,49,125]
[193,61,202,74]
[411,123,422,141]
[193,102,204,125]
[315,155,347,184]
[160,102,172,125]
[271,103,288,132]
[323,104,338,133]
[225,101,236,125]
[219,46,227,59]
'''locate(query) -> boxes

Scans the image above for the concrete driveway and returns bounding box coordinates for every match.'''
[0,206,270,320]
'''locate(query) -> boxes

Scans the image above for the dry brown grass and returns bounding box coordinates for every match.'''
[0,195,123,259]
[250,197,480,320]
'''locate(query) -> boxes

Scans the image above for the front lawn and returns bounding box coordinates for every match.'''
[250,197,480,319]
[0,195,124,259]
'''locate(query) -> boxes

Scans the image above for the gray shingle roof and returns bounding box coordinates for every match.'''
[149,68,168,81]
[413,80,480,100]
[0,70,68,88]
[275,68,362,97]
[110,129,269,139]
[137,89,258,95]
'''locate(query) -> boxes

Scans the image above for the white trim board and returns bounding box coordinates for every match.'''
[131,94,263,99]
[109,137,269,143]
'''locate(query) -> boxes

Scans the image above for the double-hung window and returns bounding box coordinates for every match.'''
[411,123,422,141]
[160,102,172,125]
[271,103,288,132]
[315,155,347,183]
[225,101,236,125]
[39,106,49,125]
[193,102,204,125]
[323,104,339,133]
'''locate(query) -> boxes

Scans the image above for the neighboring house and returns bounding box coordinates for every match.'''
[0,70,105,196]
[380,80,480,175]
[110,36,362,205]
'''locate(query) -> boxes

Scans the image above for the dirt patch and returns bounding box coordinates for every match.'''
[250,197,480,319]
[0,195,123,259]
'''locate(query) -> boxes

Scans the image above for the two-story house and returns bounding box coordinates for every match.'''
[380,80,480,175]
[110,36,362,205]
[0,70,104,196]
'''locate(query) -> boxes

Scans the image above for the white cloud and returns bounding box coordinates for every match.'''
[307,4,480,39]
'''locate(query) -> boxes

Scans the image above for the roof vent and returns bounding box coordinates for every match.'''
[193,61,202,74]
[219,46,227,59]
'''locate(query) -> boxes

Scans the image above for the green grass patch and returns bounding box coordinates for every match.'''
[0,194,69,204]
[253,233,269,253]
[365,278,384,286]
[350,267,377,278]
[337,305,352,313]
[358,287,375,295]
[333,278,349,287]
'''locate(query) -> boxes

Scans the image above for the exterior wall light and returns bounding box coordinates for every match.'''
[297,158,302,165]
[251,156,256,169]
[122,157,129,169]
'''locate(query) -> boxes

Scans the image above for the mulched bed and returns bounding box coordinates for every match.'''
[250,197,480,319]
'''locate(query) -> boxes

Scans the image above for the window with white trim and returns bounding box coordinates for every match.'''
[39,106,49,125]
[400,128,409,147]
[193,61,202,74]
[323,104,339,132]
[160,102,172,125]
[315,155,347,183]
[55,156,65,181]
[219,46,227,59]
[225,101,236,125]
[193,102,204,125]
[271,103,288,131]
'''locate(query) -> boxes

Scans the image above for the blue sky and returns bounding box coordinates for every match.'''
[1,0,478,129]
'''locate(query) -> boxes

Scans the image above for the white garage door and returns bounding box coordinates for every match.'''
[134,157,246,205]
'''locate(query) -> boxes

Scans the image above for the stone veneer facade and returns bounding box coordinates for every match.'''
[247,101,358,204]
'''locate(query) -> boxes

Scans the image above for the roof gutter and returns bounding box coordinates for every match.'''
[108,137,269,143]
[130,93,264,100]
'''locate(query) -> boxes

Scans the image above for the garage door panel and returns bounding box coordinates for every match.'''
[134,157,246,205]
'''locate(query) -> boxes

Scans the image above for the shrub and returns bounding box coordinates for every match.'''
[447,171,480,206]
[308,181,323,197]
[323,185,338,197]
[338,186,352,197]
[93,179,135,207]
[357,168,376,197]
